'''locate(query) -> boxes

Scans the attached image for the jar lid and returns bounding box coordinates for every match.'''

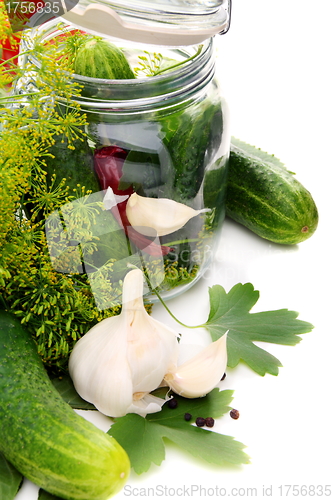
[61,0,231,46]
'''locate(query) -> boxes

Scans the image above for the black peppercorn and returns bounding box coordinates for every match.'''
[230,409,240,420]
[167,398,178,409]
[195,417,206,427]
[205,417,215,428]
[221,372,226,381]
[184,412,192,421]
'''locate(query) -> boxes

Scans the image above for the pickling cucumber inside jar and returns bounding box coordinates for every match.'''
[17,20,230,308]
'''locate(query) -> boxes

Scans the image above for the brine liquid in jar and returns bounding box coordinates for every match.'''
[16,19,230,308]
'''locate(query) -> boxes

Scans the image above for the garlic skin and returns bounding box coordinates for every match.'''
[164,333,227,398]
[126,193,210,237]
[103,186,128,210]
[68,268,179,417]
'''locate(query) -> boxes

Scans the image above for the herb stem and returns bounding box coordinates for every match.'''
[151,286,203,330]
[0,92,41,103]
[153,45,203,77]
[0,49,31,68]
[161,237,201,246]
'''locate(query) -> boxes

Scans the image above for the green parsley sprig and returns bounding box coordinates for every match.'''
[153,282,314,376]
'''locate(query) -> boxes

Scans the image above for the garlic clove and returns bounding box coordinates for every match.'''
[122,270,179,395]
[126,192,210,237]
[69,314,135,417]
[164,333,227,398]
[128,316,179,395]
[93,353,133,417]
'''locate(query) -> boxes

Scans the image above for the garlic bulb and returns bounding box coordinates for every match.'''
[69,268,228,417]
[126,193,210,237]
[164,333,228,398]
[68,268,179,417]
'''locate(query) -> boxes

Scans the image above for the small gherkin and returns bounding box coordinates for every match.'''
[226,137,319,245]
[74,38,135,80]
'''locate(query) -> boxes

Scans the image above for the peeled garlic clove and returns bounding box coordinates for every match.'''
[126,192,210,237]
[164,333,227,398]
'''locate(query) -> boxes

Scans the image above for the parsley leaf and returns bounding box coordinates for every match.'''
[205,283,314,376]
[51,375,96,410]
[38,489,63,500]
[108,389,249,474]
[0,452,22,500]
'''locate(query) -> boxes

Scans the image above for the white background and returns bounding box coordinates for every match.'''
[16,0,333,499]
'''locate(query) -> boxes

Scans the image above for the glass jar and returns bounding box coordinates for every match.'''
[17,16,230,308]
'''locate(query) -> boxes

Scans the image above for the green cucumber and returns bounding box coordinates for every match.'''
[161,100,223,201]
[0,310,130,500]
[43,130,100,194]
[74,38,135,80]
[24,129,100,222]
[226,137,318,244]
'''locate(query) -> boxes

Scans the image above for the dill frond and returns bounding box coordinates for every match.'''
[0,21,122,372]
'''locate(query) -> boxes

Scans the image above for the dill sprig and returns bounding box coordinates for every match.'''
[134,45,203,78]
[0,23,122,372]
[0,19,203,372]
[61,31,102,70]
[134,51,163,77]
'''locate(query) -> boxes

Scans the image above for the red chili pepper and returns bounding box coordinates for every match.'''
[1,1,45,79]
[93,146,131,194]
[0,34,20,89]
[0,12,84,81]
[1,0,45,41]
[0,36,19,63]
[0,12,20,75]
[93,146,171,256]
[1,1,79,69]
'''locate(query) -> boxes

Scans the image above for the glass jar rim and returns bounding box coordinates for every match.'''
[21,20,216,109]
